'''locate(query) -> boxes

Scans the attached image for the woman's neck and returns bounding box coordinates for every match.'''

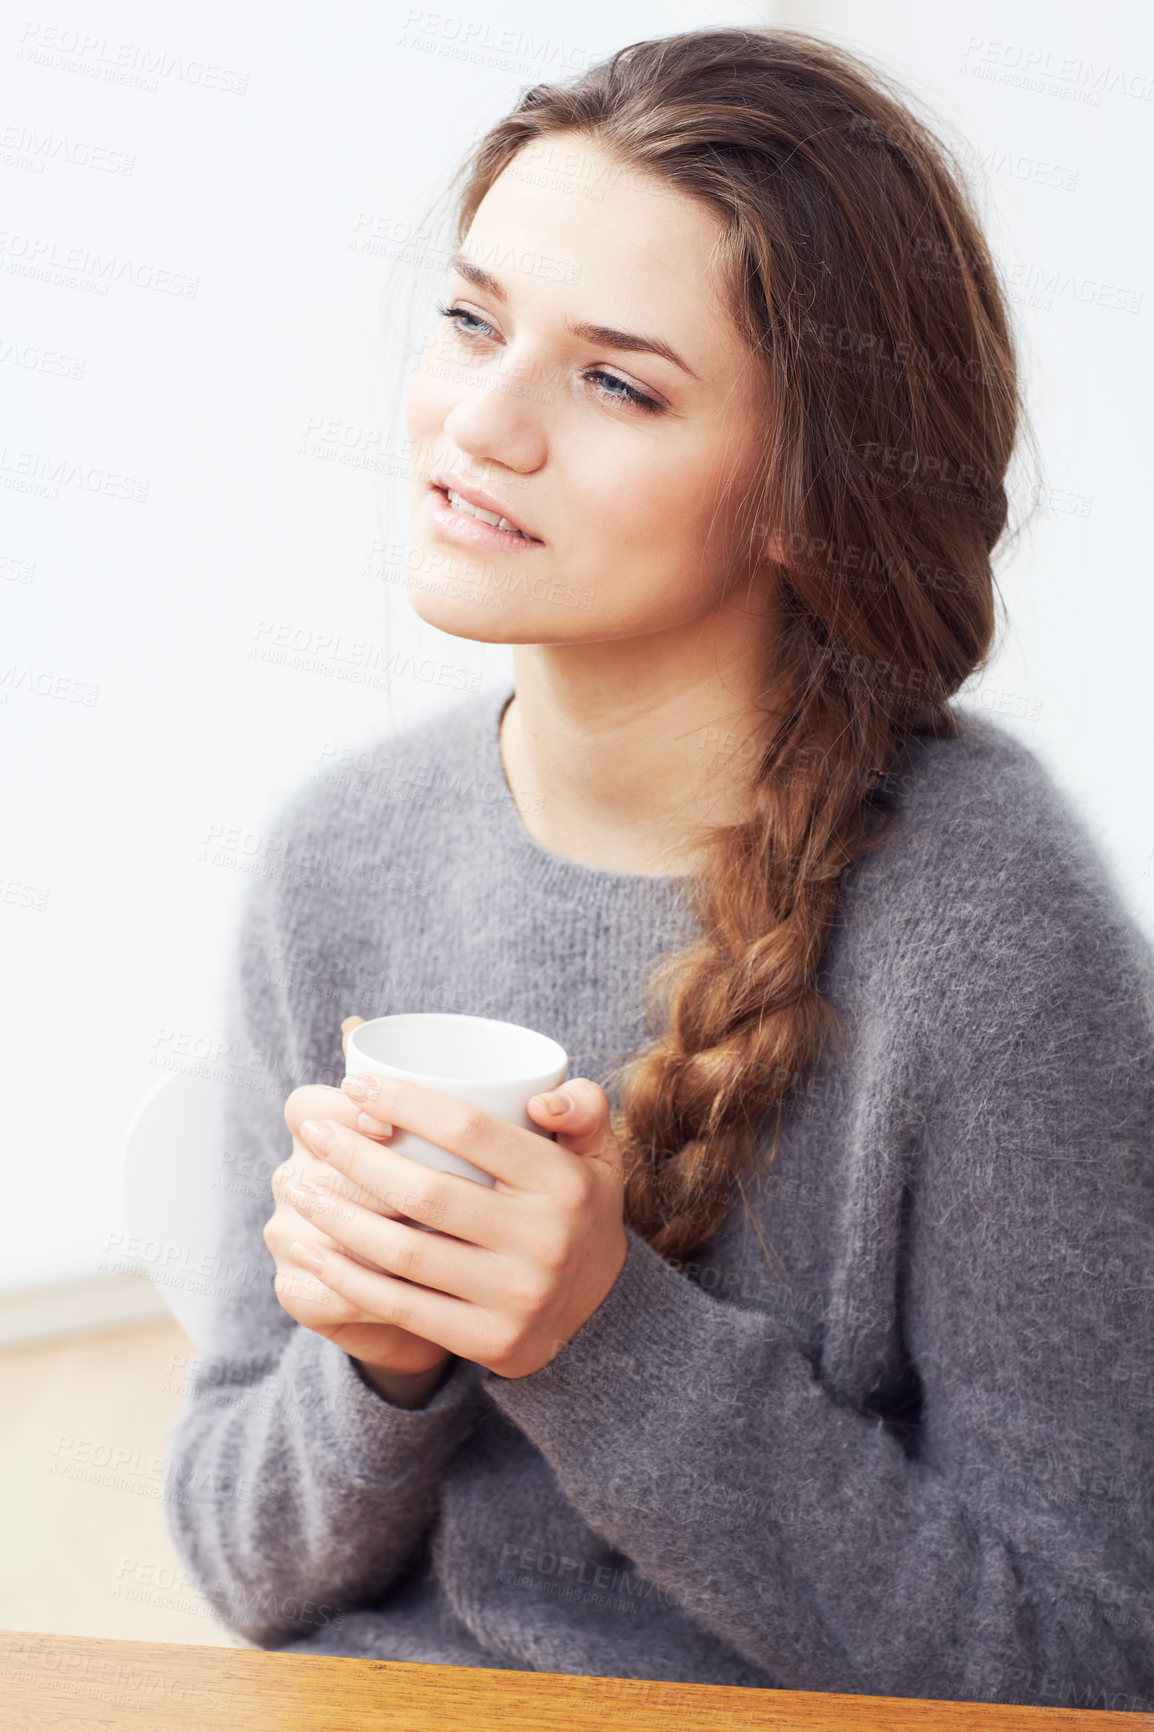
[496,672,771,880]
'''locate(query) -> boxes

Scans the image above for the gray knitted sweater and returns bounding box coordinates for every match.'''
[164,681,1154,1712]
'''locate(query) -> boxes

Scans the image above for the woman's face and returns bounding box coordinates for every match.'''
[405,130,773,646]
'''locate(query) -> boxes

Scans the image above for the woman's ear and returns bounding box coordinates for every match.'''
[760,523,788,564]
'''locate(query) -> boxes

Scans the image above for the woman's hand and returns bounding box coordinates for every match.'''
[263,1017,453,1381]
[279,1059,629,1380]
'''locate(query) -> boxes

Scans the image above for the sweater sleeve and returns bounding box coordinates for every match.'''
[481,814,1154,1707]
[162,856,485,1650]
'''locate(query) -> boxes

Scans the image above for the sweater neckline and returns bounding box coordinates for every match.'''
[472,683,695,901]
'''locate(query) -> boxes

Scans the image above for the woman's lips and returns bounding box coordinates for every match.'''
[425,485,544,552]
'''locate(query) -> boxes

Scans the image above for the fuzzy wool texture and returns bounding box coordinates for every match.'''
[163,682,1154,1710]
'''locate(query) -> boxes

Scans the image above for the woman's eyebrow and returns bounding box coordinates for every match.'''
[446,252,701,381]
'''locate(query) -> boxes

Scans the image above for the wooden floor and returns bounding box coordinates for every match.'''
[0,1318,251,1648]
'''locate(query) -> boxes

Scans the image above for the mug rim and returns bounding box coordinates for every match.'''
[346,1011,568,1087]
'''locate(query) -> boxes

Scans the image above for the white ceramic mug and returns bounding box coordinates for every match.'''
[344,1013,569,1232]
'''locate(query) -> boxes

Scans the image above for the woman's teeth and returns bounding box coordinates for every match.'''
[446,488,530,539]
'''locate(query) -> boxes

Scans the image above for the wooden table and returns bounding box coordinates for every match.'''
[3,1630,1152,1729]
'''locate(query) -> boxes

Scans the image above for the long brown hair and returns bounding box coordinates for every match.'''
[445,28,1023,1261]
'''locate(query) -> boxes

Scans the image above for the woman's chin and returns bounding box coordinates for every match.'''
[404,579,515,641]
[404,578,589,646]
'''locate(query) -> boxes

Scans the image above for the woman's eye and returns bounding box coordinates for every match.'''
[434,302,662,415]
[584,370,662,414]
[436,302,493,339]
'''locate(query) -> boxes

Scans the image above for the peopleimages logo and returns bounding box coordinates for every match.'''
[0,122,135,175]
[15,22,250,95]
[396,9,596,76]
[960,37,1154,105]
[0,445,148,501]
[1006,261,1141,314]
[0,336,86,379]
[0,229,198,297]
[493,1541,679,1613]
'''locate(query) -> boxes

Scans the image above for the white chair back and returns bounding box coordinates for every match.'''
[119,1066,236,1353]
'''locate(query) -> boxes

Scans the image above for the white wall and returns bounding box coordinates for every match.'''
[5,0,1151,1298]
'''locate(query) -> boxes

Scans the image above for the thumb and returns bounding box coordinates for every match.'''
[527,1078,621,1167]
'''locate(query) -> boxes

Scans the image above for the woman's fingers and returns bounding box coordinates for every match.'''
[285,1077,393,1148]
[283,1229,488,1361]
[274,1134,407,1221]
[340,1013,365,1058]
[336,1071,575,1194]
[526,1077,622,1172]
[268,1156,405,1324]
[301,1113,496,1241]
[287,1181,490,1300]
[284,1081,356,1134]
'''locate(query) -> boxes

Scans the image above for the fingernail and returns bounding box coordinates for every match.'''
[342,1074,379,1101]
[355,1111,393,1137]
[532,1089,571,1115]
[300,1118,335,1153]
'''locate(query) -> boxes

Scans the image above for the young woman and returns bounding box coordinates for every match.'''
[165,28,1154,1712]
